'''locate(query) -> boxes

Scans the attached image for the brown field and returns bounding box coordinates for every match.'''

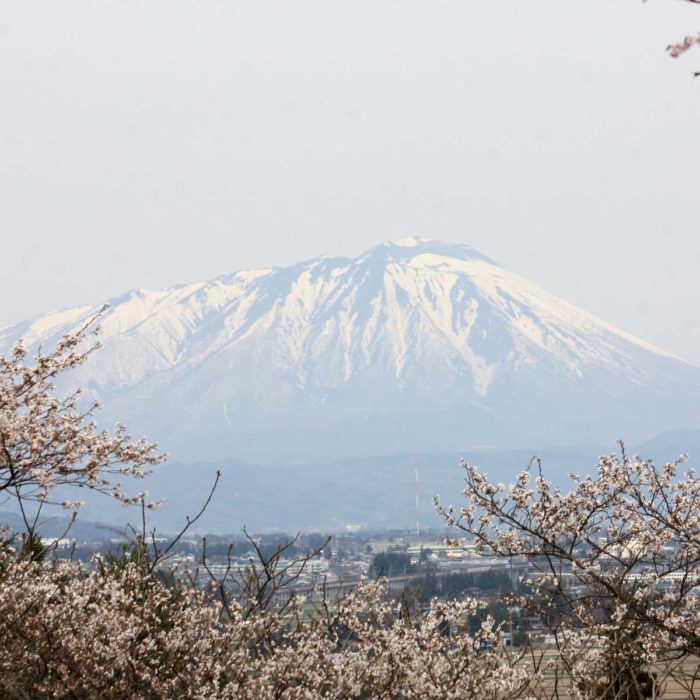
[512,648,700,699]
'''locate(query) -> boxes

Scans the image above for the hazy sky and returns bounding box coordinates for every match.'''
[1,1,698,362]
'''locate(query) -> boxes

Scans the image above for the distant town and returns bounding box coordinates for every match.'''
[41,525,541,646]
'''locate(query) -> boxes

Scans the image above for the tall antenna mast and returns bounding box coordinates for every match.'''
[413,456,420,537]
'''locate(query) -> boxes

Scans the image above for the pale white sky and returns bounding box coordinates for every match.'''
[1,1,699,361]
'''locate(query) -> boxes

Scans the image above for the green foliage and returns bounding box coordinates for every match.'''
[415,567,515,603]
[369,551,414,577]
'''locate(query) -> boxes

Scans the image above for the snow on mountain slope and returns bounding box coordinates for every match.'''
[2,238,698,461]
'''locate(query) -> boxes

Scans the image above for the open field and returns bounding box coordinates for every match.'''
[514,648,700,699]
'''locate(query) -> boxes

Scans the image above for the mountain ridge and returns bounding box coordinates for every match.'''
[2,238,698,462]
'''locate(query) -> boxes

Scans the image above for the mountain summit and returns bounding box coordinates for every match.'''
[2,239,698,461]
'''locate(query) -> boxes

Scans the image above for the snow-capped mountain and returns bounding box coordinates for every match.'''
[2,238,699,461]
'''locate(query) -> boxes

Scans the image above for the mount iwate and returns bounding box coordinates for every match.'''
[2,238,699,464]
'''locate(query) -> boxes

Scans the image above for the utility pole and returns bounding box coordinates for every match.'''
[413,456,420,537]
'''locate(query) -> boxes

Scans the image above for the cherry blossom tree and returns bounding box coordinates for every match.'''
[0,308,163,547]
[437,445,700,698]
[0,546,531,699]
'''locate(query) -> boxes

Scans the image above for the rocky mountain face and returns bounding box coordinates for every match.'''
[2,238,699,463]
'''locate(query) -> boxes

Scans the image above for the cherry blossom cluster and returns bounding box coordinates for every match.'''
[664,0,700,72]
[667,34,700,58]
[0,310,164,513]
[437,448,700,697]
[0,548,529,699]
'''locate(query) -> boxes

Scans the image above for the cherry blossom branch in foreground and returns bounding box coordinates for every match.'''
[0,308,164,552]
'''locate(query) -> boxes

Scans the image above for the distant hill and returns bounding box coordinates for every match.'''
[0,511,121,542]
[634,429,700,463]
[45,443,641,533]
[5,438,699,535]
